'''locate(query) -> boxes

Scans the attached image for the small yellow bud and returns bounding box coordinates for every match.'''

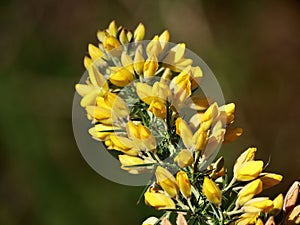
[119,28,128,45]
[88,123,116,140]
[260,173,283,189]
[237,179,263,206]
[159,30,170,49]
[144,191,176,210]
[143,55,159,79]
[108,20,117,36]
[134,45,145,75]
[236,213,259,225]
[155,166,179,197]
[176,171,191,199]
[243,197,274,213]
[174,149,193,168]
[146,35,162,57]
[134,23,145,42]
[202,177,222,206]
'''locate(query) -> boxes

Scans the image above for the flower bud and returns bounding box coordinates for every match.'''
[134,23,145,42]
[202,177,222,206]
[143,55,159,79]
[176,171,191,199]
[149,99,167,119]
[237,179,263,206]
[270,194,284,216]
[144,191,176,210]
[174,149,193,168]
[155,166,179,197]
[134,45,145,75]
[109,67,135,87]
[234,160,264,181]
[103,35,121,51]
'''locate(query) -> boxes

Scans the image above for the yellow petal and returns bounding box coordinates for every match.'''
[159,30,170,49]
[149,99,167,119]
[174,149,193,168]
[146,35,161,57]
[75,84,93,97]
[121,52,134,73]
[103,35,121,51]
[134,23,145,42]
[155,166,179,198]
[134,45,145,75]
[192,128,207,151]
[176,171,191,199]
[235,160,264,181]
[202,177,222,206]
[88,43,104,61]
[144,191,176,210]
[236,179,263,206]
[119,28,128,44]
[109,135,139,155]
[270,194,284,216]
[108,20,117,36]
[118,155,146,174]
[110,67,135,87]
[243,197,274,213]
[175,118,193,149]
[143,55,159,79]
[136,82,153,105]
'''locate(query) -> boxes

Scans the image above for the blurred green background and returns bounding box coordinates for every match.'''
[1,0,300,224]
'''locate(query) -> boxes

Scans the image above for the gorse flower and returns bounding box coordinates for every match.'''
[75,21,291,225]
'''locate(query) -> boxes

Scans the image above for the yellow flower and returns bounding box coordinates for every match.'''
[169,66,192,107]
[202,177,222,206]
[75,64,109,107]
[260,173,283,189]
[126,121,156,151]
[236,213,259,225]
[110,67,135,87]
[103,35,121,51]
[108,135,139,156]
[174,149,194,168]
[176,171,191,199]
[237,179,263,206]
[175,117,207,152]
[270,194,284,216]
[118,155,151,174]
[155,166,179,198]
[143,55,159,79]
[234,147,263,181]
[234,160,264,182]
[142,217,159,225]
[88,123,118,141]
[148,99,167,119]
[243,197,274,213]
[144,190,176,210]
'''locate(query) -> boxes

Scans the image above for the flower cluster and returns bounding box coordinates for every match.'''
[75,21,295,225]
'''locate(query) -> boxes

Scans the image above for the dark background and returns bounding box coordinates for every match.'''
[1,0,300,224]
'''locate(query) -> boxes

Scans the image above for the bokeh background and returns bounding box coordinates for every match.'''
[1,0,300,224]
